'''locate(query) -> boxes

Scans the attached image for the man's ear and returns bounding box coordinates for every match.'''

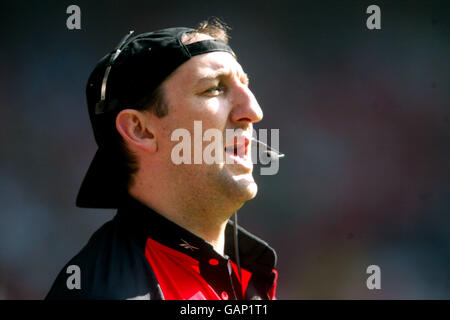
[115,109,157,153]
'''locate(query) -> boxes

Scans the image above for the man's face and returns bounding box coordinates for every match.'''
[154,48,263,208]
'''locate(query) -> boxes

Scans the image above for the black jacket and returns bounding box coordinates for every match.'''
[46,196,278,300]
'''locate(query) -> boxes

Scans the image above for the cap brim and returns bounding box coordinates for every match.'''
[76,148,126,209]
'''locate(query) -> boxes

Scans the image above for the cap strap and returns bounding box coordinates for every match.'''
[185,39,235,59]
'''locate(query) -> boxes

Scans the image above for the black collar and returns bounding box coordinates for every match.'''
[115,195,277,276]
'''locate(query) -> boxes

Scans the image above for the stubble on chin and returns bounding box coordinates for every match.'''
[219,168,258,203]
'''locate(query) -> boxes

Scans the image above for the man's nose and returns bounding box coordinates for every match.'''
[229,84,263,125]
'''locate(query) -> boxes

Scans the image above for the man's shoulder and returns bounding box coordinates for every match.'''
[45,216,161,300]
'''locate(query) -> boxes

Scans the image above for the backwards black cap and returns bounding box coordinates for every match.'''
[77,27,235,208]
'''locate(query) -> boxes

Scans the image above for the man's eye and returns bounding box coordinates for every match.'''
[204,85,225,96]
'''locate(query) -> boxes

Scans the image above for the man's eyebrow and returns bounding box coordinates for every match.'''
[240,72,250,85]
[195,71,250,86]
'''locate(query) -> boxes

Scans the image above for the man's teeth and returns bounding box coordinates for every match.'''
[225,144,245,157]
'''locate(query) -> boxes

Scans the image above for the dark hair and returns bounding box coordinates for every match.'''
[115,18,231,190]
[184,17,231,44]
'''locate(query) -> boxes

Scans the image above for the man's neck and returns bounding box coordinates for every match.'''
[129,191,230,255]
[182,217,228,256]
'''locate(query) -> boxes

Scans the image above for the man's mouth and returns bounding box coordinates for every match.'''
[224,137,249,158]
